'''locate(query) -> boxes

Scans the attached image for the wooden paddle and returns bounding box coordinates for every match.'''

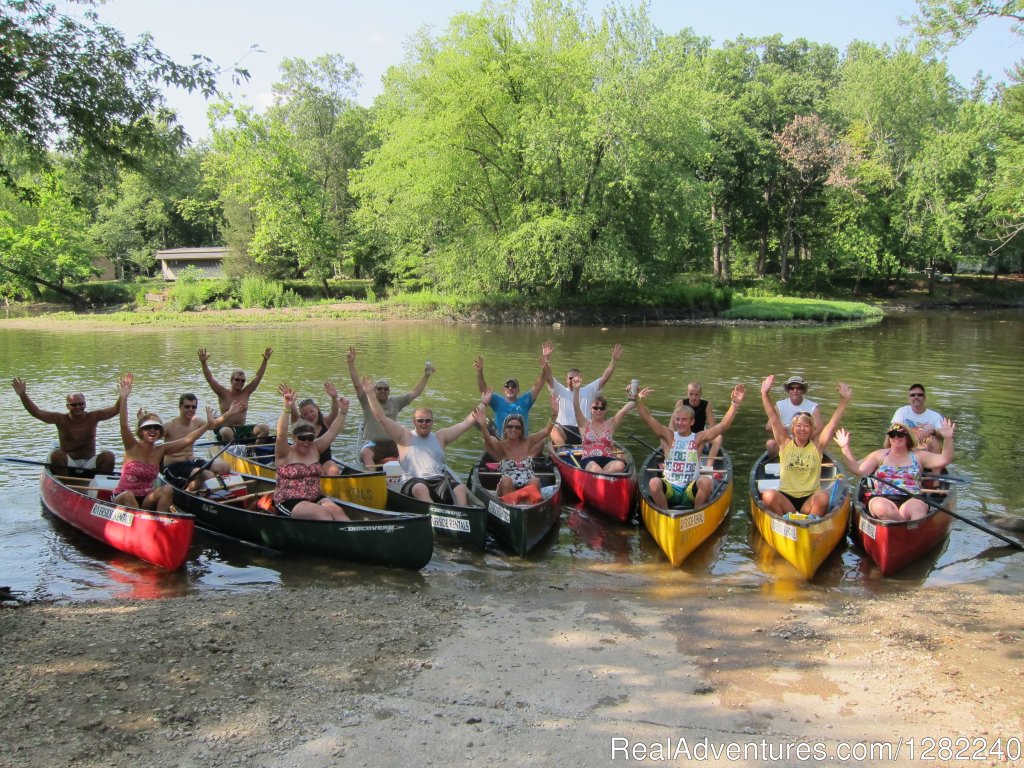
[868,472,1023,550]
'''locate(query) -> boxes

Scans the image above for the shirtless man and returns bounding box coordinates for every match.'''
[542,341,622,446]
[160,394,243,489]
[360,377,478,505]
[766,375,822,457]
[198,347,272,443]
[347,346,433,469]
[11,377,119,473]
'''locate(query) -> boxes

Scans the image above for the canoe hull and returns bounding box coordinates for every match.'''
[172,475,433,570]
[549,443,637,523]
[385,467,488,550]
[748,451,850,579]
[468,455,562,557]
[851,476,955,576]
[639,450,733,567]
[39,469,194,570]
[221,444,387,509]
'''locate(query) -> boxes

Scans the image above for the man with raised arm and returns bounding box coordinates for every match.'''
[635,384,745,509]
[198,347,272,443]
[360,377,478,506]
[161,394,243,489]
[11,377,119,474]
[475,353,548,437]
[347,346,434,469]
[542,341,623,446]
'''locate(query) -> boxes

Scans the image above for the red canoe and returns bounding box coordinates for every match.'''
[851,475,956,576]
[39,468,195,571]
[549,442,637,523]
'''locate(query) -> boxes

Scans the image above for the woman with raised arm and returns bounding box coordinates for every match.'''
[833,420,956,521]
[473,390,559,497]
[572,383,636,475]
[112,373,225,511]
[282,381,344,476]
[760,374,852,517]
[272,385,351,521]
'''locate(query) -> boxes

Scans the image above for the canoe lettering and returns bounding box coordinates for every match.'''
[770,517,799,542]
[488,500,510,524]
[342,487,376,503]
[91,504,134,527]
[430,509,471,533]
[859,516,877,540]
[678,510,705,532]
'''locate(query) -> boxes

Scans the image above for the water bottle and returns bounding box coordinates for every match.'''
[629,378,639,400]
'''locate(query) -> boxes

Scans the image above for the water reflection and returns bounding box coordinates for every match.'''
[1,312,1022,600]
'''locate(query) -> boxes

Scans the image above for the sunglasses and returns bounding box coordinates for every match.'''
[887,430,909,439]
[505,423,523,430]
[415,418,433,424]
[504,383,519,389]
[591,405,606,411]
[182,404,198,410]
[294,434,316,442]
[909,393,925,398]
[141,425,163,432]
[231,378,245,383]
[67,401,85,407]
[375,386,390,392]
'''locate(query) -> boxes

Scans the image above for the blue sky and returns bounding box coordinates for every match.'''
[95,0,1023,140]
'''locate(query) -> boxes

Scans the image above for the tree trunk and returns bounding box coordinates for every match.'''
[0,262,87,307]
[711,201,723,279]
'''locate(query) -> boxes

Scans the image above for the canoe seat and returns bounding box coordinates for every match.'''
[764,463,781,477]
[757,479,780,492]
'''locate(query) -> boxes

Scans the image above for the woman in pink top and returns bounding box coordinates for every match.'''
[571,383,636,475]
[273,385,351,520]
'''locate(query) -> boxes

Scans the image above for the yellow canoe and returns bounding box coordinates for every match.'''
[220,444,388,509]
[639,450,733,567]
[748,451,849,579]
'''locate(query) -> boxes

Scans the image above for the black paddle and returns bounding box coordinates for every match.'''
[628,434,662,457]
[867,472,1022,550]
[0,457,105,478]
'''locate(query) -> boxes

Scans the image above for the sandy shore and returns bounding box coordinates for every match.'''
[2,571,1022,768]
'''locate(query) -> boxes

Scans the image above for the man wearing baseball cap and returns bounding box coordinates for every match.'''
[474,353,549,437]
[766,375,823,457]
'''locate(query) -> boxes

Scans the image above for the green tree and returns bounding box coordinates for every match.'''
[203,56,371,293]
[0,0,239,192]
[353,0,708,296]
[0,169,97,301]
[909,1,1024,51]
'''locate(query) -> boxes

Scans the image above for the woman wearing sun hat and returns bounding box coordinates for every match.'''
[112,373,218,511]
[273,385,351,520]
[833,419,956,521]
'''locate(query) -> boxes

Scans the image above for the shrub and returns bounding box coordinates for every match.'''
[239,276,302,308]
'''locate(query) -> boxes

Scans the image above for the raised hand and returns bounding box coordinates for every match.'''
[541,340,554,362]
[346,345,357,365]
[480,386,494,405]
[837,382,852,401]
[834,428,851,450]
[761,375,775,395]
[324,380,338,399]
[10,377,26,396]
[937,418,956,440]
[611,343,623,361]
[262,348,273,361]
[197,348,209,364]
[731,383,746,404]
[473,355,484,373]
[637,386,654,400]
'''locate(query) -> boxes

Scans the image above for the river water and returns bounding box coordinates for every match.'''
[0,311,1020,602]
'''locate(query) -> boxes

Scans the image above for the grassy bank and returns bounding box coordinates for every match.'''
[7,273,1020,328]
